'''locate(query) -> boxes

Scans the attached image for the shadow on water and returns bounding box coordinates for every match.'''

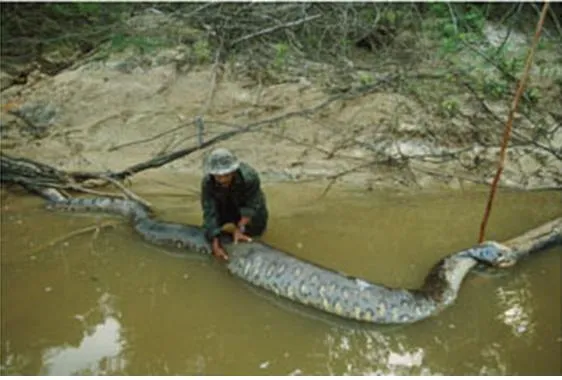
[1,182,561,375]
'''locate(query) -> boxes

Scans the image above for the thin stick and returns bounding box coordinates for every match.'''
[201,46,224,115]
[478,2,550,243]
[99,175,153,209]
[108,121,195,152]
[28,220,121,256]
[7,176,126,197]
[320,157,387,198]
[229,14,321,47]
[446,3,458,34]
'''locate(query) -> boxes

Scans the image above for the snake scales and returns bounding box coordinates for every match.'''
[45,195,561,325]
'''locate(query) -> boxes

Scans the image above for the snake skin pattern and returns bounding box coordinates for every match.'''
[46,197,562,324]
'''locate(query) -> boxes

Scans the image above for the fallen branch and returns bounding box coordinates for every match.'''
[229,14,322,47]
[258,128,366,162]
[27,220,122,256]
[320,157,389,198]
[0,153,68,183]
[1,153,145,200]
[458,76,562,161]
[69,75,396,182]
[99,175,152,209]
[108,120,196,152]
[201,45,225,116]
[1,75,395,198]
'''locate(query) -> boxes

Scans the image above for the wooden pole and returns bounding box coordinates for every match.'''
[479,2,550,243]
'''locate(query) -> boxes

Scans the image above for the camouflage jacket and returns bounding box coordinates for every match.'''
[200,162,268,240]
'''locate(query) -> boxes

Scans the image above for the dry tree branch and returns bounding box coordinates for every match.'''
[478,1,550,243]
[108,121,196,152]
[257,128,366,163]
[528,2,554,39]
[447,3,459,34]
[2,74,395,199]
[491,2,524,58]
[320,157,388,198]
[69,74,396,183]
[27,220,122,256]
[459,79,562,160]
[181,2,219,19]
[547,5,562,37]
[26,179,128,197]
[201,44,225,116]
[99,175,152,209]
[229,14,322,47]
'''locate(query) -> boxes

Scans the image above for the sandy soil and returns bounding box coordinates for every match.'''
[1,33,561,194]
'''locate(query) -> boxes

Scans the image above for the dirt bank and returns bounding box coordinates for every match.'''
[1,11,561,194]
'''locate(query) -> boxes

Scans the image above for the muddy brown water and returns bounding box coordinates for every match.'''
[1,180,561,375]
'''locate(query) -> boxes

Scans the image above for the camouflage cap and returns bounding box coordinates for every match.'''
[204,148,240,175]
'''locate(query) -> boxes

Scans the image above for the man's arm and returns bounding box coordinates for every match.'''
[238,164,265,225]
[201,178,222,241]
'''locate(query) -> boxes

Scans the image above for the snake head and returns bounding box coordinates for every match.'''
[470,242,516,268]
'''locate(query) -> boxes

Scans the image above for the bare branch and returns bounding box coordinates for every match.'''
[108,121,196,152]
[28,220,122,256]
[99,175,153,209]
[229,14,322,47]
[320,158,388,198]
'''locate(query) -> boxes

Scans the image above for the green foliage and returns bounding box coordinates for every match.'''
[428,3,448,18]
[1,2,131,61]
[482,78,510,99]
[424,3,487,55]
[273,42,290,70]
[0,2,160,66]
[110,33,168,54]
[463,5,486,31]
[193,39,212,64]
[342,37,354,56]
[358,72,375,86]
[523,87,540,105]
[497,54,525,76]
[1,1,559,112]
[46,2,103,18]
[419,3,551,106]
[438,98,460,118]
[262,42,294,77]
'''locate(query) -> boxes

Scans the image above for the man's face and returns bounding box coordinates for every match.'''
[213,172,234,187]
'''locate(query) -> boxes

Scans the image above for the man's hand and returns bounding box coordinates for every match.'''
[212,238,229,261]
[234,216,253,244]
[239,216,251,227]
[233,228,252,244]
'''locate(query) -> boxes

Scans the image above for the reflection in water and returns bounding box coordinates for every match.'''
[183,355,206,374]
[318,327,439,376]
[479,343,508,376]
[1,341,31,376]
[472,273,539,375]
[40,293,126,375]
[495,274,535,339]
[387,347,424,367]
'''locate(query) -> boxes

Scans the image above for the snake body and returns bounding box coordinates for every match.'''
[46,196,562,324]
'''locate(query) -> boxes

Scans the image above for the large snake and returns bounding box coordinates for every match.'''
[42,192,561,325]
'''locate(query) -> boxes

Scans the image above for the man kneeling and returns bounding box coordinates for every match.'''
[200,148,268,260]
